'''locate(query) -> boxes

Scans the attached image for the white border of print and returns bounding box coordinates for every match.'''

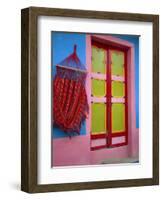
[37,16,153,184]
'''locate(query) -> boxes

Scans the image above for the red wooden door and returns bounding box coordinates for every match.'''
[91,41,128,150]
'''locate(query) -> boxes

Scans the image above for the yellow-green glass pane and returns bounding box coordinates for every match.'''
[91,103,106,134]
[92,79,106,97]
[112,81,125,97]
[111,50,124,76]
[112,103,125,133]
[92,46,106,74]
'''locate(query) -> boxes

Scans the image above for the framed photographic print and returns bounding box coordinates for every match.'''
[21,7,159,193]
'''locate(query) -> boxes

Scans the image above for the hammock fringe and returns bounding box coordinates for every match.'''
[53,67,89,137]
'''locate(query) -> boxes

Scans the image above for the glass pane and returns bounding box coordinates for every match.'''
[112,81,125,97]
[91,103,106,134]
[112,103,125,133]
[111,50,124,76]
[92,46,106,74]
[92,79,106,97]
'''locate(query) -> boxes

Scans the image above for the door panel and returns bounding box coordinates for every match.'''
[112,103,125,133]
[92,46,107,74]
[91,103,106,134]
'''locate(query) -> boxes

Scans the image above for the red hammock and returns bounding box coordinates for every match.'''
[53,46,88,136]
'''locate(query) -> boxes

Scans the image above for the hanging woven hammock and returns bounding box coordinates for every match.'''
[53,45,89,137]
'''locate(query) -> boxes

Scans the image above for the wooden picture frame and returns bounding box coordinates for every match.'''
[21,6,159,193]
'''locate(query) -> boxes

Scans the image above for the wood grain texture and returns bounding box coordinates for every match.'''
[152,15,159,185]
[21,7,38,193]
[21,7,159,193]
[21,8,30,192]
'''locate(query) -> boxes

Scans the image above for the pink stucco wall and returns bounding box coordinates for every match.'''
[53,135,90,166]
[52,135,130,166]
[52,129,139,166]
[52,35,139,167]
